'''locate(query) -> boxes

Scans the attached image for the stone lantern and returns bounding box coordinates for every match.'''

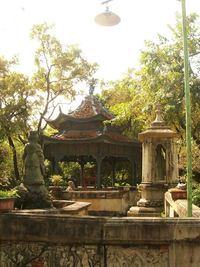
[128,106,179,216]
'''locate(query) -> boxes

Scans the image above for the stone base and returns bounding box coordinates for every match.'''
[15,183,53,209]
[127,206,163,217]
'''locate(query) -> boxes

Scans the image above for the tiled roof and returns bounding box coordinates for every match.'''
[54,130,100,140]
[69,95,113,119]
[46,94,114,130]
[53,130,133,143]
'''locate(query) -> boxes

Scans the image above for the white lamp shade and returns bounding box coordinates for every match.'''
[95,10,121,26]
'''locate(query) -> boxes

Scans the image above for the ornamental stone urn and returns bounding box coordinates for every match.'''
[128,106,179,217]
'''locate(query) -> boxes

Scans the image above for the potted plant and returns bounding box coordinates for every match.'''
[50,175,63,186]
[0,189,19,211]
[49,175,64,199]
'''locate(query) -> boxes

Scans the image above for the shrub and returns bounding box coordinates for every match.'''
[0,189,19,199]
[49,175,64,186]
[192,184,200,207]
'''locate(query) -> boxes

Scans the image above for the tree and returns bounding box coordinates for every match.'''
[100,70,148,139]
[30,23,98,133]
[100,13,200,174]
[0,23,98,184]
[0,142,13,189]
[0,56,32,182]
[135,13,200,140]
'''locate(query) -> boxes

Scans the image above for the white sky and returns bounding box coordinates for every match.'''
[0,0,199,82]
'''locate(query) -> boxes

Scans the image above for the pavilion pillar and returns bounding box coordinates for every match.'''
[52,158,60,175]
[79,161,85,188]
[96,157,103,189]
[128,158,136,186]
[112,158,116,187]
[132,161,137,186]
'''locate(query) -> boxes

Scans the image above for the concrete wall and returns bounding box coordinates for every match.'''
[60,189,140,215]
[1,213,200,266]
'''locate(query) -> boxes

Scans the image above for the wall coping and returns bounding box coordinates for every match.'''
[1,213,200,245]
[61,190,129,199]
[165,190,200,217]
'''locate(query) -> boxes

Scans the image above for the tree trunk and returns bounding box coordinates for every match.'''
[7,136,20,181]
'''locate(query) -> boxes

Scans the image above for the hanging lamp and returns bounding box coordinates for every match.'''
[95,0,121,26]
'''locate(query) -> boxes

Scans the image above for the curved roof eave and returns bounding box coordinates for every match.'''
[42,134,141,147]
[45,113,113,129]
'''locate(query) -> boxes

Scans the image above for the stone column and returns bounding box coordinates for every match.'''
[128,106,179,217]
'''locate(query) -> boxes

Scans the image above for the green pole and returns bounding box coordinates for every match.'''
[181,0,192,216]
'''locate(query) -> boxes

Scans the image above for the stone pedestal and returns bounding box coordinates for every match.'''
[128,206,163,217]
[127,183,168,217]
[128,106,179,217]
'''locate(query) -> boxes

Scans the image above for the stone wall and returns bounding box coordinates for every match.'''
[59,189,140,216]
[1,213,200,266]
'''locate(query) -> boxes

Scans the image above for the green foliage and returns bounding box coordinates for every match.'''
[114,182,130,187]
[136,13,200,140]
[0,189,19,199]
[114,162,131,186]
[100,70,149,139]
[30,23,98,132]
[49,175,64,186]
[59,162,80,183]
[100,13,200,174]
[0,57,31,140]
[100,160,132,187]
[192,184,200,207]
[0,56,31,182]
[0,142,12,186]
[160,211,166,218]
[43,125,58,137]
[0,22,98,185]
[178,139,200,180]
[0,139,25,188]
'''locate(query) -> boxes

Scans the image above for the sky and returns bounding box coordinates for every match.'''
[0,0,200,85]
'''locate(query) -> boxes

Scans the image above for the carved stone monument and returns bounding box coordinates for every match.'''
[128,106,179,216]
[19,131,52,209]
[23,131,46,190]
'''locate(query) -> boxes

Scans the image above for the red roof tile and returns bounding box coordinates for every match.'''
[69,95,113,119]
[53,130,133,143]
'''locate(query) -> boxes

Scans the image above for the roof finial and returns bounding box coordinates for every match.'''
[151,104,165,127]
[89,78,97,95]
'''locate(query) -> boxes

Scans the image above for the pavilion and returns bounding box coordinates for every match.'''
[41,89,142,188]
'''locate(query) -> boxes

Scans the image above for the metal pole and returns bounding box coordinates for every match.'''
[181,0,192,216]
